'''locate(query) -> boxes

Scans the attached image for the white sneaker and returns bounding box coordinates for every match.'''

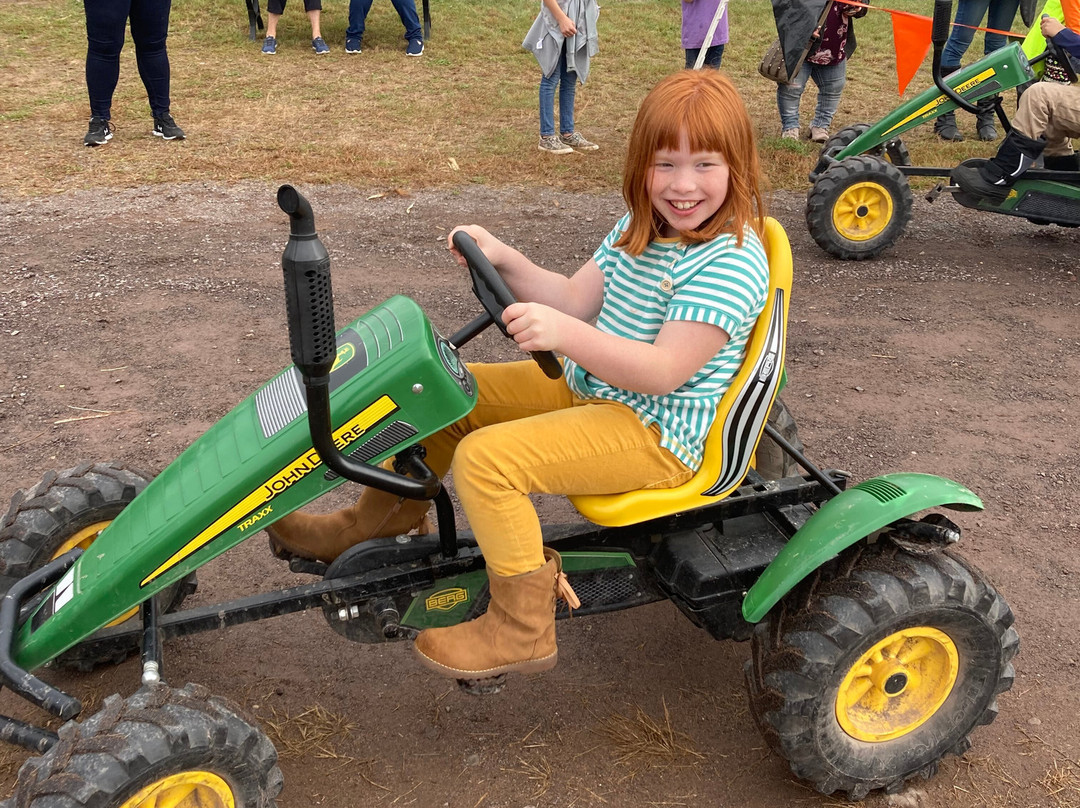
[781,128,800,140]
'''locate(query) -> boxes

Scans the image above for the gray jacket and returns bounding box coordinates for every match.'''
[522,0,600,83]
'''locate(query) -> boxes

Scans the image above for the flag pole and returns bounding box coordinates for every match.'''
[693,0,730,69]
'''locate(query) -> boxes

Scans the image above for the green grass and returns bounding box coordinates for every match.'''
[0,0,1017,196]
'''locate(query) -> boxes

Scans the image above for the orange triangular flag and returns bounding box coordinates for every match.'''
[892,12,934,95]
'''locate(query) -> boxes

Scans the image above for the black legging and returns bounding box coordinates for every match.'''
[85,0,172,120]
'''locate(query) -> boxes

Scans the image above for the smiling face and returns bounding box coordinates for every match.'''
[646,130,730,239]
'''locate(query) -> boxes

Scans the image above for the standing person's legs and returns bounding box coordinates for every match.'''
[346,0,373,48]
[937,0,989,139]
[685,43,724,69]
[128,0,172,119]
[983,0,1020,55]
[810,61,847,135]
[389,0,423,42]
[777,62,811,137]
[84,0,131,120]
[557,56,577,139]
[941,0,989,67]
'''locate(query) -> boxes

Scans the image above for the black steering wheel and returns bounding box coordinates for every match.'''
[1046,38,1079,84]
[451,231,563,380]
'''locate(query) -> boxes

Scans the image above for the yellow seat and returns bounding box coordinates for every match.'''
[569,217,793,527]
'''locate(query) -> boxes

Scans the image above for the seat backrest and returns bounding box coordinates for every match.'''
[569,217,793,527]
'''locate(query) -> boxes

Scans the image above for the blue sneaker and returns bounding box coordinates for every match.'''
[312,36,329,54]
[345,37,362,53]
[406,38,424,57]
[261,36,276,55]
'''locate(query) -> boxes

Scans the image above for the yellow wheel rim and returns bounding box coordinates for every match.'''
[831,181,894,242]
[51,520,137,627]
[119,771,235,808]
[835,627,959,742]
[51,521,111,559]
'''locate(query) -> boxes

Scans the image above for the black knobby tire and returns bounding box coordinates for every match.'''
[3,683,283,808]
[821,123,875,159]
[745,541,1018,799]
[0,462,197,671]
[806,155,913,260]
[753,397,804,481]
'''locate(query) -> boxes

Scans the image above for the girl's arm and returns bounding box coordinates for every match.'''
[447,225,604,322]
[504,304,730,396]
[542,0,577,36]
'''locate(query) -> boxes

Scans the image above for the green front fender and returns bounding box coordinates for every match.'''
[741,473,983,623]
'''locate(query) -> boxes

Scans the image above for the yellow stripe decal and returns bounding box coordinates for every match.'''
[141,395,398,586]
[883,68,996,136]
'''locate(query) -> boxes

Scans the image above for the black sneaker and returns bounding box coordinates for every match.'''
[83,116,113,147]
[153,114,186,141]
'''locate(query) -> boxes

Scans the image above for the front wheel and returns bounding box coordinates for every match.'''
[746,541,1018,799]
[807,155,913,260]
[4,683,283,808]
[0,463,197,671]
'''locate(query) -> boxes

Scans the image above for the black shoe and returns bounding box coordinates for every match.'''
[975,97,999,141]
[952,161,1010,201]
[153,114,186,141]
[83,116,113,147]
[934,111,964,142]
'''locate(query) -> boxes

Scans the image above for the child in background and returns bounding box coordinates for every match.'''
[777,0,867,143]
[267,70,771,685]
[261,0,329,55]
[682,0,729,69]
[522,0,601,154]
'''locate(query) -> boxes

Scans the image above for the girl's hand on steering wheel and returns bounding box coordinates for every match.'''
[447,225,504,268]
[502,301,566,353]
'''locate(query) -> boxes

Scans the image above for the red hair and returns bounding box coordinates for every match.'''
[615,70,766,255]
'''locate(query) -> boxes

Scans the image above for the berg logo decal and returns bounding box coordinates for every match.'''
[140,395,400,587]
[331,343,356,373]
[758,353,775,383]
[425,588,468,612]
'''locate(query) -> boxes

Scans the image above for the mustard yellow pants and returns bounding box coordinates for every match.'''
[413,361,692,576]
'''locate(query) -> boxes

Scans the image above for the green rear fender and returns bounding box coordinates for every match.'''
[741,472,983,623]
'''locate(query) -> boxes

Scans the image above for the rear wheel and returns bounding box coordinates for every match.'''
[807,156,913,260]
[5,683,282,808]
[0,463,197,671]
[745,540,1018,798]
[753,397,804,480]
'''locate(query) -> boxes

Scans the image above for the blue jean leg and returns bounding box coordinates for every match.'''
[539,45,577,137]
[347,0,421,42]
[685,44,724,69]
[941,0,1018,65]
[983,0,1019,54]
[776,61,846,131]
[810,61,846,129]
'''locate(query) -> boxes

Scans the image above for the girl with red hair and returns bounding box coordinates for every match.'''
[269,69,771,686]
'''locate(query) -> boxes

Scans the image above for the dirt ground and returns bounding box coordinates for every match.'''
[0,181,1078,808]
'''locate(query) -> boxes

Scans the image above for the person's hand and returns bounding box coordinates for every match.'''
[502,301,566,353]
[558,13,577,37]
[1041,14,1066,38]
[447,225,505,268]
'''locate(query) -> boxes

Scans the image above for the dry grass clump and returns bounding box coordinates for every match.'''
[594,697,704,773]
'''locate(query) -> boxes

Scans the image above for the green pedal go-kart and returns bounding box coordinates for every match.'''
[0,186,1017,806]
[807,0,1080,260]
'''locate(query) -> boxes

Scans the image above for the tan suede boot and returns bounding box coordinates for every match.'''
[413,547,580,680]
[266,485,433,563]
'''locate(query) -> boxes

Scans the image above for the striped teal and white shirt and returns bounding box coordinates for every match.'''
[563,213,770,470]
